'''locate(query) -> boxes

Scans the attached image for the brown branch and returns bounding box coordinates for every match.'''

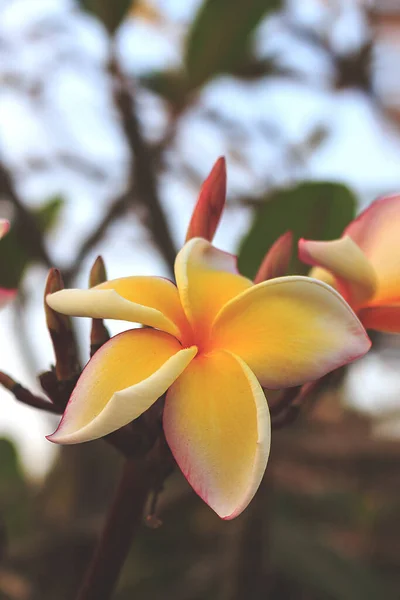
[0,371,61,414]
[75,458,150,600]
[269,386,302,417]
[76,437,173,600]
[228,474,271,600]
[110,56,177,274]
[51,54,178,285]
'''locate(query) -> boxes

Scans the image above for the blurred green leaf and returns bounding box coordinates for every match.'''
[34,195,64,232]
[0,438,23,489]
[0,438,31,538]
[0,196,64,288]
[141,70,190,109]
[79,0,132,34]
[238,182,357,279]
[185,0,282,89]
[271,518,397,600]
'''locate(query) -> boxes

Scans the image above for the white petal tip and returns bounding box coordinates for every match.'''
[46,426,87,445]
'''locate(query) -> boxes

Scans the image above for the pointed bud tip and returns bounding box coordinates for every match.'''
[44,270,72,337]
[0,371,17,391]
[89,255,107,287]
[44,268,64,297]
[185,156,227,243]
[254,230,293,283]
[213,155,226,173]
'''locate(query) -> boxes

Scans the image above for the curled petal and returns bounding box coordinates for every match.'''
[210,276,371,389]
[359,305,400,333]
[47,328,197,444]
[163,350,270,520]
[175,238,251,341]
[344,194,400,305]
[299,236,377,307]
[186,157,226,242]
[0,219,10,239]
[309,266,337,289]
[254,231,293,283]
[47,276,190,341]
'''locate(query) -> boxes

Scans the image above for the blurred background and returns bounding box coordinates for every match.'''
[0,0,400,598]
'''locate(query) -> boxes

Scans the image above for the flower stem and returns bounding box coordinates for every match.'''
[76,436,173,600]
[76,457,152,600]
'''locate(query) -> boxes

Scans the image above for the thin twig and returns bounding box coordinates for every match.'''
[0,371,61,414]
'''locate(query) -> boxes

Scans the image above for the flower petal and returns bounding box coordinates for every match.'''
[47,328,197,444]
[47,276,190,340]
[175,238,252,341]
[210,276,371,388]
[359,305,400,333]
[0,219,10,240]
[163,350,270,520]
[345,194,400,305]
[299,236,377,307]
[309,266,337,289]
[0,288,17,309]
[186,157,226,242]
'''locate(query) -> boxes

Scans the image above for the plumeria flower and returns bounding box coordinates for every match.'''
[0,220,17,309]
[46,236,370,519]
[299,194,400,334]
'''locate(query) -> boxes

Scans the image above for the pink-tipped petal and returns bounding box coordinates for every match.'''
[163,350,270,520]
[47,328,197,444]
[299,236,377,307]
[185,157,226,243]
[254,231,293,283]
[0,219,10,240]
[344,194,400,306]
[210,276,371,389]
[0,288,17,309]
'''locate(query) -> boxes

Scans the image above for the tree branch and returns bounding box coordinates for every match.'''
[110,56,177,274]
[76,437,174,600]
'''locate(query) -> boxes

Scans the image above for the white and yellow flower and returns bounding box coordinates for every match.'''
[46,236,370,519]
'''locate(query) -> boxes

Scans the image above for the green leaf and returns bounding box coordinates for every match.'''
[185,0,282,89]
[238,181,357,279]
[0,438,31,539]
[141,70,190,109]
[34,195,64,232]
[78,0,132,34]
[0,438,23,489]
[0,196,64,288]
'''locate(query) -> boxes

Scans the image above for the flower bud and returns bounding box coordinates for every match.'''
[254,231,293,283]
[44,268,80,381]
[186,157,226,242]
[89,256,110,356]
